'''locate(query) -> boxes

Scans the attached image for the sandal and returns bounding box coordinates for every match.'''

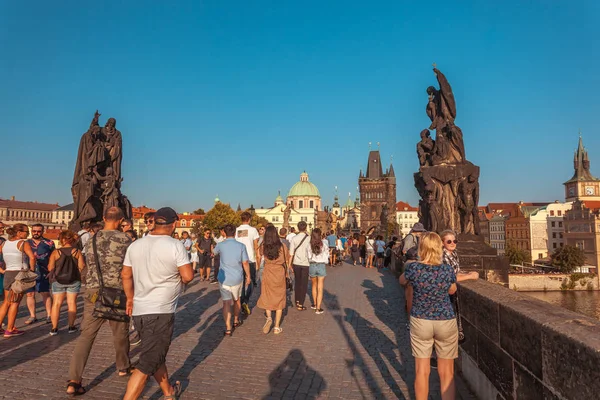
[66,382,86,396]
[164,381,182,400]
[25,317,38,325]
[224,329,232,337]
[233,320,243,329]
[296,304,306,311]
[263,317,272,334]
[273,327,282,335]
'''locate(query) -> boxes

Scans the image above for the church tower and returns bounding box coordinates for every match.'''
[358,148,396,232]
[564,135,600,202]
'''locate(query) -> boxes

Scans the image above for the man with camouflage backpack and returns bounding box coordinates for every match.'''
[66,207,133,396]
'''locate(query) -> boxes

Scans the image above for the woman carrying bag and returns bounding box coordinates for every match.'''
[0,224,36,337]
[257,226,291,334]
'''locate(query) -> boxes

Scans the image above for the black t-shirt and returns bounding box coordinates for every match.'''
[198,237,213,254]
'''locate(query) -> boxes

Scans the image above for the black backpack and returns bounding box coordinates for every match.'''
[55,248,81,285]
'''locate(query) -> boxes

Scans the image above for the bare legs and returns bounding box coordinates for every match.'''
[366,254,375,268]
[26,292,52,319]
[51,292,66,329]
[311,277,325,310]
[414,357,455,400]
[66,293,78,327]
[205,267,211,281]
[0,291,23,331]
[123,364,176,400]
[222,298,241,332]
[265,309,283,329]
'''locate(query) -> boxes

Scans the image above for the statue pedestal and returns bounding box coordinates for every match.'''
[414,161,480,234]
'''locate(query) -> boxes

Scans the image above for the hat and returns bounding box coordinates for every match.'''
[411,222,426,232]
[154,207,179,225]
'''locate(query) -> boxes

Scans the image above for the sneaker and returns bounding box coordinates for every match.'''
[130,336,141,346]
[49,328,59,336]
[46,317,52,324]
[210,279,218,285]
[310,304,316,310]
[24,317,38,325]
[68,326,78,334]
[242,303,251,315]
[316,309,324,315]
[4,329,25,338]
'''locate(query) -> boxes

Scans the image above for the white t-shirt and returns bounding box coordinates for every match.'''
[308,239,330,264]
[123,234,190,316]
[290,232,310,267]
[78,230,91,249]
[235,224,260,263]
[286,232,297,242]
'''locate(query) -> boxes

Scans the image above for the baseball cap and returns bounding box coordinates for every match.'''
[411,222,426,232]
[154,207,179,225]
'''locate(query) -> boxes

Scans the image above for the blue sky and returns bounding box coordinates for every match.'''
[1,1,598,212]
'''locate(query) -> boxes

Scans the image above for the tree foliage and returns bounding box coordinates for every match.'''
[202,203,241,232]
[193,208,205,215]
[505,243,531,265]
[551,245,586,273]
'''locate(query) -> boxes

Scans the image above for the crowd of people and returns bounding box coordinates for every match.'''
[0,210,479,399]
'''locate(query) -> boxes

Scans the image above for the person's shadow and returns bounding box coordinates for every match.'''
[262,349,327,400]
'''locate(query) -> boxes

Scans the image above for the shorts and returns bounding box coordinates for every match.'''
[36,275,51,293]
[51,281,81,294]
[219,282,243,301]
[309,263,327,278]
[367,249,375,256]
[3,271,20,291]
[190,252,199,263]
[133,313,175,375]
[410,317,458,359]
[198,254,211,269]
[376,252,385,259]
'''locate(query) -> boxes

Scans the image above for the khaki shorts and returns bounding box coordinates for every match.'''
[219,282,243,302]
[410,317,458,359]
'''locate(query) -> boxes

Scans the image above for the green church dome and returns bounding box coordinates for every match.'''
[288,172,321,198]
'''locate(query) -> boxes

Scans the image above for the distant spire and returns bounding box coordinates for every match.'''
[236,203,242,212]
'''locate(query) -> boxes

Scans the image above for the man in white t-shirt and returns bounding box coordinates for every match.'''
[235,212,260,315]
[289,221,311,310]
[121,207,194,400]
[286,227,297,242]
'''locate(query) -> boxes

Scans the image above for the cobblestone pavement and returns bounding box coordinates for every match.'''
[0,261,475,399]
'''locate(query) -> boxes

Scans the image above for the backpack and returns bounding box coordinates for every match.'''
[55,248,81,285]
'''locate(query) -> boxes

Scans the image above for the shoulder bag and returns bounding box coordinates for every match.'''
[280,246,293,292]
[91,235,129,323]
[11,241,38,294]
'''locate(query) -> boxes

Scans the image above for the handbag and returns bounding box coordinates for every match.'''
[11,270,38,294]
[91,235,129,323]
[453,289,465,343]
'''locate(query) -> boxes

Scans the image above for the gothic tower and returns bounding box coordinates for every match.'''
[564,135,600,202]
[358,149,396,232]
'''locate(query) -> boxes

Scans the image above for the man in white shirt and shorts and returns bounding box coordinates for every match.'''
[121,207,194,400]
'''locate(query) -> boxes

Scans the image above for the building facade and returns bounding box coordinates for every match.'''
[358,150,396,233]
[0,197,64,231]
[52,203,75,226]
[489,214,507,255]
[546,201,573,253]
[396,201,418,237]
[564,136,600,202]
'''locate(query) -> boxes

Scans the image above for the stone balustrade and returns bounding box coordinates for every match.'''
[457,280,600,400]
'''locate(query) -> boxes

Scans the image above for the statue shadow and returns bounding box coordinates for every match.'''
[261,349,327,400]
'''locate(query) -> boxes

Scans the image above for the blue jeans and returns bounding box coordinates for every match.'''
[241,262,257,304]
[52,280,82,294]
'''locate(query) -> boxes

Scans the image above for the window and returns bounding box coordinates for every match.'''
[552,233,556,239]
[558,210,562,216]
[553,243,557,249]
[309,200,314,209]
[301,216,308,222]
[559,222,563,228]
[538,253,543,259]
[299,200,304,208]
[551,222,555,228]
[181,220,187,227]
[559,233,563,239]
[272,216,279,222]
[550,210,555,216]
[576,241,584,250]
[560,242,564,247]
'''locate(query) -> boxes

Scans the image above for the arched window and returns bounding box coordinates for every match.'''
[299,200,304,208]
[181,220,187,227]
[309,200,314,209]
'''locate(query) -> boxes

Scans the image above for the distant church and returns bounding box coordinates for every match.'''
[358,148,396,233]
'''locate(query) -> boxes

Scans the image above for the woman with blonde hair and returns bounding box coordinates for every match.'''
[0,224,36,337]
[47,230,85,335]
[399,232,458,400]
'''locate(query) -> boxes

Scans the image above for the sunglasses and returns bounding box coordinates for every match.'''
[32,230,43,233]
[445,240,458,245]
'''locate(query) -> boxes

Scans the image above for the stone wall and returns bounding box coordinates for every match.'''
[457,280,600,400]
[508,274,599,291]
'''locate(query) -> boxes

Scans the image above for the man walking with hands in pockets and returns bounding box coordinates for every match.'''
[121,207,194,400]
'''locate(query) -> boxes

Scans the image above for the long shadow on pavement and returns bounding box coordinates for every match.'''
[262,349,327,400]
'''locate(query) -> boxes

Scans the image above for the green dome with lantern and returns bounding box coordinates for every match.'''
[287,171,321,198]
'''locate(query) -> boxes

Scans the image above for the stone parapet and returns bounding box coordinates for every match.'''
[457,280,600,400]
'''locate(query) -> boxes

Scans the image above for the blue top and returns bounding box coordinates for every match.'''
[327,234,337,248]
[340,237,347,247]
[28,238,56,274]
[375,240,386,253]
[404,262,457,320]
[213,238,249,286]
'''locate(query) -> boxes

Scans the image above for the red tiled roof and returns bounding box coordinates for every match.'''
[132,206,156,219]
[44,229,62,240]
[175,214,204,228]
[0,199,60,211]
[396,201,418,212]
